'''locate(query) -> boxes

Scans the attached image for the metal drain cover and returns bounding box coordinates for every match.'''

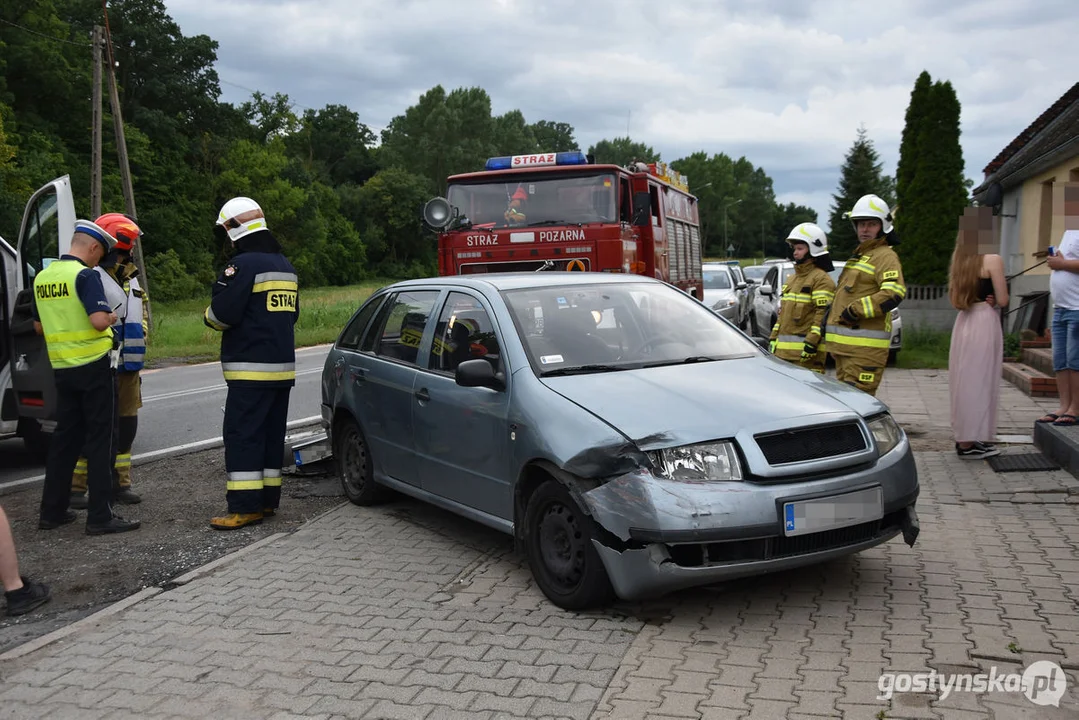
[987,452,1060,473]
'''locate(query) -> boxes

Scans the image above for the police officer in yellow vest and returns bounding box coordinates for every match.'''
[824,194,907,396]
[768,223,836,374]
[70,213,146,508]
[33,220,141,535]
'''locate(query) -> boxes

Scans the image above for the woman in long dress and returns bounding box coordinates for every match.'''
[948,209,1008,460]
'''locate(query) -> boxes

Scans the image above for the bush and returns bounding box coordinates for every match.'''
[146,249,207,302]
[1003,333,1021,358]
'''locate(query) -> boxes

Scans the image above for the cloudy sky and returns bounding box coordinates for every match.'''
[167,0,1075,226]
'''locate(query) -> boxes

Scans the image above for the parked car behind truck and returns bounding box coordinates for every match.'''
[322,272,920,610]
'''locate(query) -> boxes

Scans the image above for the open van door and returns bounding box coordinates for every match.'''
[5,176,75,453]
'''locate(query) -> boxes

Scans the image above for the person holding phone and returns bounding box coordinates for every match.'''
[1041,226,1079,425]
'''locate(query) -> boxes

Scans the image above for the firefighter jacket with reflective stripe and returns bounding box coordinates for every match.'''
[204,247,299,387]
[769,262,836,361]
[119,276,146,371]
[94,265,146,372]
[34,259,113,369]
[824,238,906,358]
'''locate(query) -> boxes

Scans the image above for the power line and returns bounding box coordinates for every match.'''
[0,17,91,47]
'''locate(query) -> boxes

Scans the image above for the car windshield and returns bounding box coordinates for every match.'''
[447,173,617,229]
[703,269,733,290]
[743,265,768,281]
[502,281,759,374]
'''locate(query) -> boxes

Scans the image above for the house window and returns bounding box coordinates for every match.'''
[1039,180,1055,252]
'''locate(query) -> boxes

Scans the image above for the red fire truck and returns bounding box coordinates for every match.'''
[422,151,704,300]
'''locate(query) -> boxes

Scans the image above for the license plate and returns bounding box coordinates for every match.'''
[782,486,883,537]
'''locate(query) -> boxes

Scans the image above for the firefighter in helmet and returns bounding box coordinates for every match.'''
[824,194,906,396]
[768,223,836,374]
[70,213,146,509]
[204,197,299,530]
[505,184,528,224]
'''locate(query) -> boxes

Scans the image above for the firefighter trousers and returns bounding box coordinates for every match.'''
[223,385,291,515]
[833,353,886,396]
[72,371,139,494]
[40,356,116,527]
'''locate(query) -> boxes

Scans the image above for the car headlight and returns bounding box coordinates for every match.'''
[647,441,743,482]
[867,413,903,456]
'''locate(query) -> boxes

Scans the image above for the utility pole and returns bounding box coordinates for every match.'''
[101,14,152,330]
[90,26,103,218]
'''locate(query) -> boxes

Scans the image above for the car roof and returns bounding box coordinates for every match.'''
[386,271,662,293]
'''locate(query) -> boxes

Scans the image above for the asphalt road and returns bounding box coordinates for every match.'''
[0,345,331,487]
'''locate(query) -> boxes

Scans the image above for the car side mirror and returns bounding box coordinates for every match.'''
[759,283,773,297]
[631,191,651,226]
[455,358,505,391]
[736,281,747,290]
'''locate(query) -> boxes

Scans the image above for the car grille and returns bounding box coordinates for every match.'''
[754,422,867,465]
[666,509,905,568]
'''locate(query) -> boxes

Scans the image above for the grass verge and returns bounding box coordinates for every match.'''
[145,280,392,366]
[895,326,951,369]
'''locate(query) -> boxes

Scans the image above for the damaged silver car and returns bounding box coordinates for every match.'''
[321,272,920,610]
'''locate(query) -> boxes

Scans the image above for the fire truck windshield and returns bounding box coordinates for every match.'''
[447,173,617,229]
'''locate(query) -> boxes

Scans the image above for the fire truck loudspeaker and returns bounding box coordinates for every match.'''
[423,197,453,229]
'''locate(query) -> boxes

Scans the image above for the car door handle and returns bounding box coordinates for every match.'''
[349,366,366,382]
[414,387,430,402]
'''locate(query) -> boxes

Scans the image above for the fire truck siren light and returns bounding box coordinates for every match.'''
[485,151,590,171]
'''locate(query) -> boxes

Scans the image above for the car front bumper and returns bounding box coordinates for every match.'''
[581,437,919,601]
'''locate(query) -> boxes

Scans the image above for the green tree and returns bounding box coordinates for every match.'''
[380,85,497,195]
[530,120,577,151]
[340,167,434,277]
[491,109,538,155]
[899,79,968,284]
[287,104,378,186]
[769,203,819,259]
[588,137,659,166]
[828,126,896,257]
[896,71,932,213]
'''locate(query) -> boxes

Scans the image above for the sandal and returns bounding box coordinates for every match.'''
[1053,414,1078,426]
[1037,413,1061,423]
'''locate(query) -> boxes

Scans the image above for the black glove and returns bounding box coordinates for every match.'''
[840,306,859,325]
[801,342,817,360]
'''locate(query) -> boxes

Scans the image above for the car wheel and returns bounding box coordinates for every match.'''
[334,417,386,506]
[523,480,615,610]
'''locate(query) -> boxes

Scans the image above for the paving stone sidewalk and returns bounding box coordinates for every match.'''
[0,371,1077,719]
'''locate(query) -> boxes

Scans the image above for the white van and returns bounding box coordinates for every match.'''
[1,176,76,454]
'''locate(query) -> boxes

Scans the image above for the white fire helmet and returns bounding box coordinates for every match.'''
[786,223,829,257]
[216,197,268,243]
[844,194,893,235]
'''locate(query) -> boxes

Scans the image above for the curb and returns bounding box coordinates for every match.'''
[0,586,163,661]
[167,532,290,586]
[0,531,295,661]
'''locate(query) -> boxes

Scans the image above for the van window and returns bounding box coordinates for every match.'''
[20,188,61,287]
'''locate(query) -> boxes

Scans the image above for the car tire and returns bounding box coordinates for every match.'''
[523,480,615,610]
[334,417,386,506]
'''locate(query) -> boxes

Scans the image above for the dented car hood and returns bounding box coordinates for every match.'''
[540,356,883,449]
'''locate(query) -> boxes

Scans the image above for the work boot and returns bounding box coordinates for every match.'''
[86,514,141,536]
[38,509,78,530]
[210,512,263,531]
[5,576,51,616]
[114,488,142,505]
[69,493,88,510]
